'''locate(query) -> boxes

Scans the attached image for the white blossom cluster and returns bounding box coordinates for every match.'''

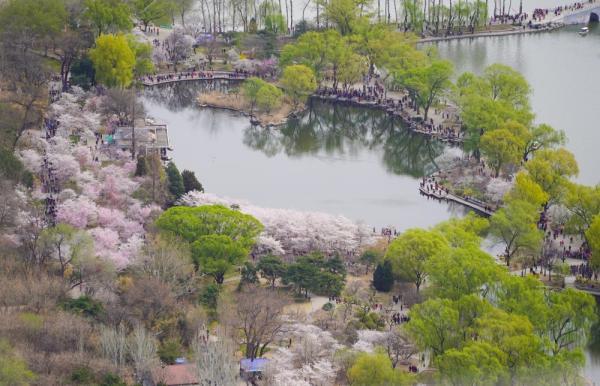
[178,191,375,257]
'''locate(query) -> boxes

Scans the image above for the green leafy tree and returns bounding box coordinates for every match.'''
[280,30,344,84]
[256,83,283,112]
[359,249,381,274]
[89,34,136,88]
[280,65,317,109]
[385,228,449,292]
[347,351,414,386]
[525,148,579,203]
[480,128,525,177]
[126,35,155,77]
[565,183,600,240]
[427,247,503,300]
[131,0,170,31]
[405,298,461,356]
[242,77,268,113]
[83,0,132,36]
[489,199,542,267]
[320,0,365,35]
[257,254,286,288]
[181,170,204,193]
[586,215,600,271]
[156,205,263,249]
[545,288,597,355]
[0,0,67,47]
[523,123,566,161]
[191,234,249,284]
[166,161,185,201]
[504,172,548,208]
[372,260,394,292]
[406,58,454,120]
[264,14,286,34]
[432,213,489,249]
[435,341,508,386]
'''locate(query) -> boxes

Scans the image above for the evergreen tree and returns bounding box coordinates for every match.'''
[166,162,185,200]
[373,260,394,292]
[181,169,204,193]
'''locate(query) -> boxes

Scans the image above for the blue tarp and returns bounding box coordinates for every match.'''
[240,358,268,373]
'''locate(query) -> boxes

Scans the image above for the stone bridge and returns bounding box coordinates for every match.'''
[553,2,600,25]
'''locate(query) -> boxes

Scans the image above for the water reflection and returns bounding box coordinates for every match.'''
[243,100,446,178]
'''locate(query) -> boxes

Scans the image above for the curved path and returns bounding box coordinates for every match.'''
[140,70,248,86]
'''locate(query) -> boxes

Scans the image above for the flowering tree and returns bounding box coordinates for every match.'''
[178,192,375,257]
[265,323,341,385]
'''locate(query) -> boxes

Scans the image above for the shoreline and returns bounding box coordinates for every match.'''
[418,23,563,43]
[197,90,305,127]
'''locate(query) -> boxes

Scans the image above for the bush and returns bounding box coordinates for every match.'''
[100,373,126,386]
[199,284,220,310]
[61,295,104,318]
[70,366,95,384]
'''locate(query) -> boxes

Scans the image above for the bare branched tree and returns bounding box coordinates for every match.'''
[223,285,289,359]
[135,235,196,299]
[100,324,128,369]
[193,329,239,385]
[129,324,159,385]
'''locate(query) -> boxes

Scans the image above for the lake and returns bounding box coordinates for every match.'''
[142,80,467,230]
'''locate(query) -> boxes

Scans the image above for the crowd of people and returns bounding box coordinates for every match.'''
[42,118,60,226]
[141,70,249,85]
[532,1,594,21]
[315,84,462,143]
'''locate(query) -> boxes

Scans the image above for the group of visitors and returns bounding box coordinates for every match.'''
[391,312,410,324]
[42,118,60,225]
[532,0,594,20]
[143,25,160,36]
[420,176,449,198]
[142,70,247,85]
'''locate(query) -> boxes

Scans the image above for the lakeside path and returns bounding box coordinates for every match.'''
[418,23,563,43]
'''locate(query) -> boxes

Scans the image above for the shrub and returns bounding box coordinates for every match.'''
[61,296,104,318]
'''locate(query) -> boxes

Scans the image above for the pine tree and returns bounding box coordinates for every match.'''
[166,162,185,200]
[373,260,394,292]
[182,169,204,193]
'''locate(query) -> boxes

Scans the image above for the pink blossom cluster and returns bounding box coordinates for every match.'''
[21,90,161,268]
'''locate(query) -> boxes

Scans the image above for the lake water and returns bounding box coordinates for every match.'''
[142,81,467,230]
